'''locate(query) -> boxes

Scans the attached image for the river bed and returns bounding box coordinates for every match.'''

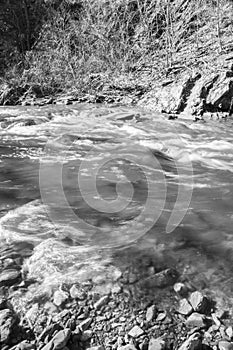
[0,103,233,308]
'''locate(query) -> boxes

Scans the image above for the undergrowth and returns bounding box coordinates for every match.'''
[1,0,233,102]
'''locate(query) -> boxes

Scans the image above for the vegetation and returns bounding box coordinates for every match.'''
[1,0,233,103]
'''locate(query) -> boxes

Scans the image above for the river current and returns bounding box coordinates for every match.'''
[0,103,233,305]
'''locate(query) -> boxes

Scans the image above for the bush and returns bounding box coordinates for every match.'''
[1,0,233,100]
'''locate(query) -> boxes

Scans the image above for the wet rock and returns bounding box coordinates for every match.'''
[0,309,16,343]
[70,284,86,300]
[186,313,206,328]
[178,332,201,350]
[146,305,157,322]
[94,295,109,310]
[139,268,179,288]
[173,283,188,297]
[53,290,69,306]
[148,338,165,350]
[0,269,21,286]
[218,341,233,350]
[128,325,144,338]
[111,267,122,281]
[177,299,193,316]
[189,291,210,314]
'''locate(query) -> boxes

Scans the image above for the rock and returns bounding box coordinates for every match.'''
[218,341,233,350]
[70,285,86,300]
[3,258,17,269]
[177,299,193,316]
[226,326,233,339]
[0,297,10,310]
[208,325,219,333]
[173,283,188,297]
[189,291,210,314]
[118,345,137,350]
[94,295,109,310]
[128,272,138,284]
[92,275,106,284]
[25,304,39,325]
[148,338,165,350]
[178,332,201,350]
[110,267,122,281]
[140,340,149,350]
[53,290,69,306]
[215,309,227,319]
[156,312,167,322]
[146,305,157,322]
[92,283,112,296]
[86,347,105,350]
[128,325,144,338]
[211,313,221,327]
[40,340,53,350]
[111,283,122,294]
[186,312,206,328]
[44,302,58,314]
[219,325,226,338]
[139,268,179,288]
[72,326,82,341]
[16,341,36,350]
[52,329,71,350]
[0,269,21,286]
[139,74,201,114]
[79,317,92,331]
[0,309,16,343]
[81,330,93,341]
[206,73,233,112]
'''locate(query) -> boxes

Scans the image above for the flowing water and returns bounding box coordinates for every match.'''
[0,103,233,306]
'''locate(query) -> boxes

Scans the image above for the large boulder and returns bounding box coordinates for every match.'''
[206,72,233,112]
[139,74,197,114]
[139,68,233,118]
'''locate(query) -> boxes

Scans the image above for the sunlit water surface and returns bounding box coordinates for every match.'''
[0,104,233,304]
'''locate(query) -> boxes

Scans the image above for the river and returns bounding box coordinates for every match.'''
[0,103,233,307]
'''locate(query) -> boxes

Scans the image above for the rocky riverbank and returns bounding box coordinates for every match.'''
[1,261,233,350]
[1,51,233,122]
